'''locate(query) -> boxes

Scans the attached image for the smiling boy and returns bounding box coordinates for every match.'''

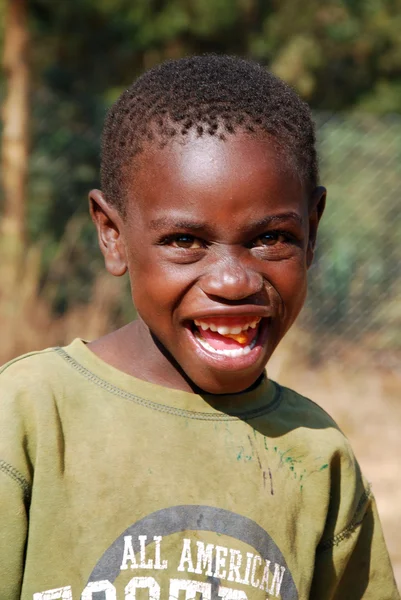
[0,56,398,599]
[89,131,318,395]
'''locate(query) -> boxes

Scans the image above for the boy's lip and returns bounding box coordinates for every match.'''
[185,307,273,323]
[183,315,271,372]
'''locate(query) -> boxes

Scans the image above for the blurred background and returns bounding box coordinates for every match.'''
[0,0,400,587]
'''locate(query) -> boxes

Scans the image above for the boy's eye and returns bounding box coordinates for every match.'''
[168,235,204,249]
[252,232,287,247]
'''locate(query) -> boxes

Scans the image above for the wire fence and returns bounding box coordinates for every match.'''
[299,113,401,367]
[4,111,400,368]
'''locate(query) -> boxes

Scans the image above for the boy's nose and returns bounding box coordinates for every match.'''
[200,258,264,301]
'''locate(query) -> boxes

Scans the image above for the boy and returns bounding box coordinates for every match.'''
[0,55,398,599]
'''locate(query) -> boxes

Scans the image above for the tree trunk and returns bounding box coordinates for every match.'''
[0,0,29,290]
[0,0,30,359]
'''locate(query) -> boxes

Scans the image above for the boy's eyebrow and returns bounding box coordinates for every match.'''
[149,212,303,231]
[245,212,304,229]
[149,217,206,231]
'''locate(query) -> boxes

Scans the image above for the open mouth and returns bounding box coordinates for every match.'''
[191,316,263,358]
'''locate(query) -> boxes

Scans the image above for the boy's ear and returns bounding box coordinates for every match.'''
[307,186,326,268]
[89,189,127,277]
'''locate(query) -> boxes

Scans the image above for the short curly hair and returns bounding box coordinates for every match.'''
[101,55,319,212]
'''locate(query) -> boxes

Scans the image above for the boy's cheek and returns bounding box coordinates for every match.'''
[266,260,308,301]
[130,274,184,319]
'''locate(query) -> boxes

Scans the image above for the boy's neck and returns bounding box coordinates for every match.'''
[87,320,265,398]
[88,320,203,394]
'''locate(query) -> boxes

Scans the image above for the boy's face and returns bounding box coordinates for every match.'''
[92,131,325,394]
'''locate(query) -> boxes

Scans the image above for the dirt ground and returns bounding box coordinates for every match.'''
[269,330,401,591]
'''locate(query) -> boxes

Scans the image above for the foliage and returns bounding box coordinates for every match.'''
[1,0,401,358]
[25,0,401,252]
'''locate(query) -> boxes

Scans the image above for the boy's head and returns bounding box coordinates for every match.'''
[90,55,326,395]
[100,55,319,214]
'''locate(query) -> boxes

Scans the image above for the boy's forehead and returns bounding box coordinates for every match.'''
[125,131,307,219]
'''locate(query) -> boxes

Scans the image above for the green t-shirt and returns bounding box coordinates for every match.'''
[0,339,398,599]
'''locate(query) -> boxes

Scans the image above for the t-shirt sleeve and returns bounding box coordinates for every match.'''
[281,387,399,598]
[0,462,29,599]
[0,357,35,599]
[310,469,399,599]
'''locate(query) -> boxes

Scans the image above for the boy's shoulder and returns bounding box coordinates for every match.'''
[0,345,64,383]
[0,343,79,407]
[271,382,357,467]
[270,384,366,505]
[0,346,74,480]
[1,346,58,370]
[275,381,340,431]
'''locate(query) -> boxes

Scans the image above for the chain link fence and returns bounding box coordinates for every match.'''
[21,111,401,369]
[297,113,401,368]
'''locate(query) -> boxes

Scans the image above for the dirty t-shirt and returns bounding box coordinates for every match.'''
[0,339,398,600]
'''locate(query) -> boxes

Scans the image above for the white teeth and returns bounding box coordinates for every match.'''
[194,318,261,335]
[195,335,258,357]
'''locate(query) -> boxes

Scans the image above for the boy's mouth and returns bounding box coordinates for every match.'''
[191,316,262,357]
